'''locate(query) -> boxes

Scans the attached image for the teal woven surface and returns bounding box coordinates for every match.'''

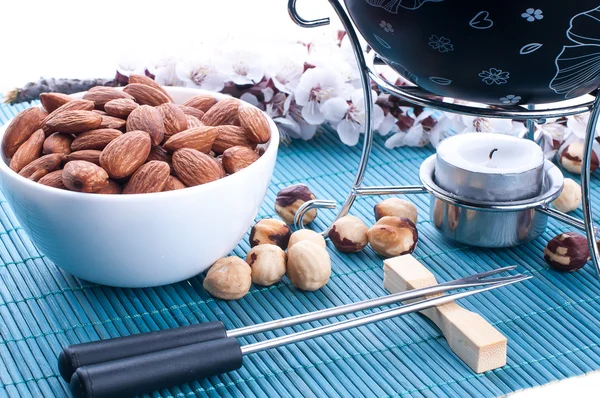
[1,101,600,398]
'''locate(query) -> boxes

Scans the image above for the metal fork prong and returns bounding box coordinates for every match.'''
[438,265,518,287]
[462,274,528,287]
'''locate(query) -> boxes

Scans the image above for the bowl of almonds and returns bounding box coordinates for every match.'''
[0,80,279,287]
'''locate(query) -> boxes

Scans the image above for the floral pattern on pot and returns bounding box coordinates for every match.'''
[550,6,600,99]
[365,0,444,13]
[345,0,600,104]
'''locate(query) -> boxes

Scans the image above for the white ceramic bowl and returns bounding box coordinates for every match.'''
[0,87,279,287]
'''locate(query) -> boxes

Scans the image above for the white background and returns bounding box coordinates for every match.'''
[0,1,597,396]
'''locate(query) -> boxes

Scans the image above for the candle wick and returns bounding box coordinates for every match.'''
[489,148,498,160]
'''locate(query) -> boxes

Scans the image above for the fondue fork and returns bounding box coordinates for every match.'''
[59,266,521,380]
[68,273,530,398]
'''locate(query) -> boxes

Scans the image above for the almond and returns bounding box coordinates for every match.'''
[10,129,45,172]
[128,74,173,101]
[172,148,222,187]
[19,153,64,181]
[99,130,151,179]
[185,115,204,128]
[163,127,218,153]
[83,87,135,110]
[202,98,241,126]
[147,145,172,164]
[126,105,165,146]
[123,160,170,194]
[163,175,186,191]
[44,110,102,134]
[66,150,102,165]
[239,105,271,144]
[43,133,74,155]
[99,115,126,130]
[157,103,187,137]
[2,107,42,157]
[212,125,257,154]
[178,105,205,120]
[182,94,218,113]
[42,99,95,129]
[71,129,123,151]
[222,146,260,174]
[93,110,108,115]
[98,179,122,194]
[39,109,49,122]
[38,169,67,189]
[123,83,171,106]
[62,160,109,193]
[104,98,139,119]
[39,93,72,113]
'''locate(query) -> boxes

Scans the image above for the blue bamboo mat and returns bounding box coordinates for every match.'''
[2,101,600,398]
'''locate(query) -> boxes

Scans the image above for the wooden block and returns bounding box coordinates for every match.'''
[383,254,507,373]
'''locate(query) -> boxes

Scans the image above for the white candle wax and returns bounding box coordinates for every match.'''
[435,133,545,201]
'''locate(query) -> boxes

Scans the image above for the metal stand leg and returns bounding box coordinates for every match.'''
[581,95,600,275]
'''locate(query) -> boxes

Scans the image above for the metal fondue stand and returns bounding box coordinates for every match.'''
[287,0,600,275]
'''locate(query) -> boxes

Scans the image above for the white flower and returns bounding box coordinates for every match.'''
[566,113,600,140]
[267,43,307,94]
[385,124,429,149]
[537,122,568,159]
[265,92,292,119]
[274,101,317,141]
[321,89,384,146]
[150,61,185,87]
[294,67,345,125]
[451,115,518,135]
[377,113,397,136]
[222,44,265,86]
[240,93,260,108]
[175,54,228,92]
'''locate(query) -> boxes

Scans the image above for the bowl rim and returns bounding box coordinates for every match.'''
[0,87,280,202]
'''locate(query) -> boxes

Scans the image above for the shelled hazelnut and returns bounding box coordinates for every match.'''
[249,218,291,249]
[246,244,287,286]
[558,141,599,174]
[287,240,331,291]
[552,178,582,213]
[203,256,252,300]
[275,184,317,225]
[374,198,418,224]
[288,229,327,249]
[367,216,418,258]
[329,215,369,253]
[543,232,589,272]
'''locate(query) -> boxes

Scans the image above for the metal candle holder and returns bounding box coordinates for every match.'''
[287,0,600,275]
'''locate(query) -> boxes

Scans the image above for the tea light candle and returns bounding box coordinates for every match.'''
[435,133,545,201]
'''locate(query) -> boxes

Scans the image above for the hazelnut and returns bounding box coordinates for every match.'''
[249,218,291,249]
[367,216,418,258]
[288,229,327,249]
[275,184,317,225]
[287,240,331,291]
[374,198,418,224]
[246,244,287,286]
[203,256,252,300]
[544,232,589,272]
[329,215,368,253]
[558,141,599,174]
[552,178,582,213]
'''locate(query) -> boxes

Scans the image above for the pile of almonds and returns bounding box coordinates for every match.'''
[2,75,271,194]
